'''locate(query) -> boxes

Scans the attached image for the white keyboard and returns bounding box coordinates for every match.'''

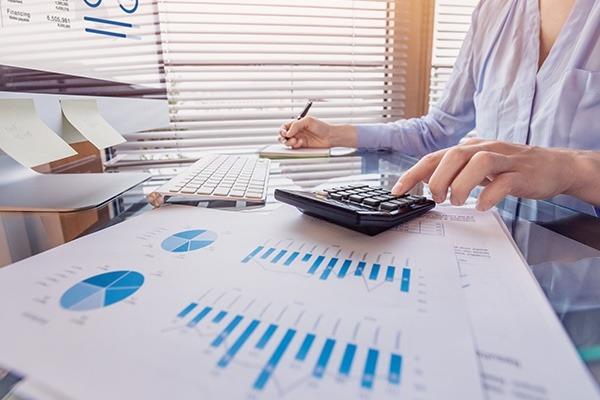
[156,154,271,202]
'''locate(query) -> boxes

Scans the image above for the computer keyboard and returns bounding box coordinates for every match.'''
[155,154,271,202]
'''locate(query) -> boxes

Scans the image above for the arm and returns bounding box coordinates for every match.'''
[279,6,481,153]
[356,8,480,157]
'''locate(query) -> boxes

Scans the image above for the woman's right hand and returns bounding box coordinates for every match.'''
[278,116,357,149]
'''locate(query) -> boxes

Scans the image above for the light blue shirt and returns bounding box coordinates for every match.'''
[356,0,599,214]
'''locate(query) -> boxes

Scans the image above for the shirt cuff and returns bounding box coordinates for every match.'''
[595,207,600,217]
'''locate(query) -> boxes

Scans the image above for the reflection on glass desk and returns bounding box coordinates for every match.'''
[1,151,600,385]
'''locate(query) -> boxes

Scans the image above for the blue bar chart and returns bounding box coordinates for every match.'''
[241,244,412,293]
[174,301,405,393]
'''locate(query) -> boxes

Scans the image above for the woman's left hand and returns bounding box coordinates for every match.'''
[392,138,580,211]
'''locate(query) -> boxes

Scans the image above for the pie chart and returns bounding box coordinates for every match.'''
[161,229,217,253]
[60,271,144,311]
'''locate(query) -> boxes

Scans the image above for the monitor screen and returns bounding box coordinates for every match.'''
[0,0,166,99]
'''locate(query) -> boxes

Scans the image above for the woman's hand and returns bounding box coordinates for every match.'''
[392,138,589,211]
[278,116,357,149]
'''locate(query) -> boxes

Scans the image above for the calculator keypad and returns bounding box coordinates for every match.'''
[319,184,427,213]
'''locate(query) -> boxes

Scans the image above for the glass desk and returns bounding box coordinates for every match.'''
[1,151,599,385]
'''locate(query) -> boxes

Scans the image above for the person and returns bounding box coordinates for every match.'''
[279,0,600,214]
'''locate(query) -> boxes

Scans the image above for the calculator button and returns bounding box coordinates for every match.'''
[363,198,383,207]
[380,202,399,211]
[392,199,410,206]
[379,195,396,202]
[349,194,366,203]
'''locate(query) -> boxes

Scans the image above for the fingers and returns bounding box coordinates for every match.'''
[279,121,293,139]
[279,136,305,149]
[476,172,520,211]
[428,146,481,202]
[448,151,515,205]
[392,150,446,195]
[280,116,313,139]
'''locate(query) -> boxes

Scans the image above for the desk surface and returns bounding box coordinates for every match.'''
[2,150,600,384]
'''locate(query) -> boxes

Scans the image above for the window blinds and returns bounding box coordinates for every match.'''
[114,0,431,165]
[429,0,477,108]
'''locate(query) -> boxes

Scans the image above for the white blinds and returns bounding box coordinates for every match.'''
[429,0,477,107]
[115,0,409,163]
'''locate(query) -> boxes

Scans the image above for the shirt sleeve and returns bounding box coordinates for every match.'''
[356,7,480,157]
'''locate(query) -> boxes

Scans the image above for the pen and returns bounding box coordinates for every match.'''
[297,100,313,120]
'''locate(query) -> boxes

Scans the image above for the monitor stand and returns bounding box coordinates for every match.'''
[0,153,150,212]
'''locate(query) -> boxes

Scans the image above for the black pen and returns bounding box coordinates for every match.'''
[297,101,313,120]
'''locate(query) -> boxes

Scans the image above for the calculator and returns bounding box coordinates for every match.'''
[274,184,436,236]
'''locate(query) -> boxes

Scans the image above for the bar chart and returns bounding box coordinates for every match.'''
[172,297,407,396]
[241,243,411,293]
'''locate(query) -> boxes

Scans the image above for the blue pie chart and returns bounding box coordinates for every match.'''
[60,271,144,311]
[161,229,217,253]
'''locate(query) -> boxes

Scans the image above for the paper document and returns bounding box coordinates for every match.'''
[0,99,76,167]
[433,206,600,399]
[260,144,355,159]
[61,99,126,149]
[0,205,483,400]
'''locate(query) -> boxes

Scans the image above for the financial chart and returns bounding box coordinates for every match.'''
[165,289,410,397]
[60,270,144,311]
[11,205,593,400]
[161,229,218,253]
[242,241,412,292]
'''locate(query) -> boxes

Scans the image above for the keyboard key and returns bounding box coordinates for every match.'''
[330,193,343,201]
[196,187,214,195]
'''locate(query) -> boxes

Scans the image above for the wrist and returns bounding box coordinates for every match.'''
[329,124,357,147]
[564,150,600,205]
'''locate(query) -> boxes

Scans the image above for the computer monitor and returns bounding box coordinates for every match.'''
[0,0,169,211]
